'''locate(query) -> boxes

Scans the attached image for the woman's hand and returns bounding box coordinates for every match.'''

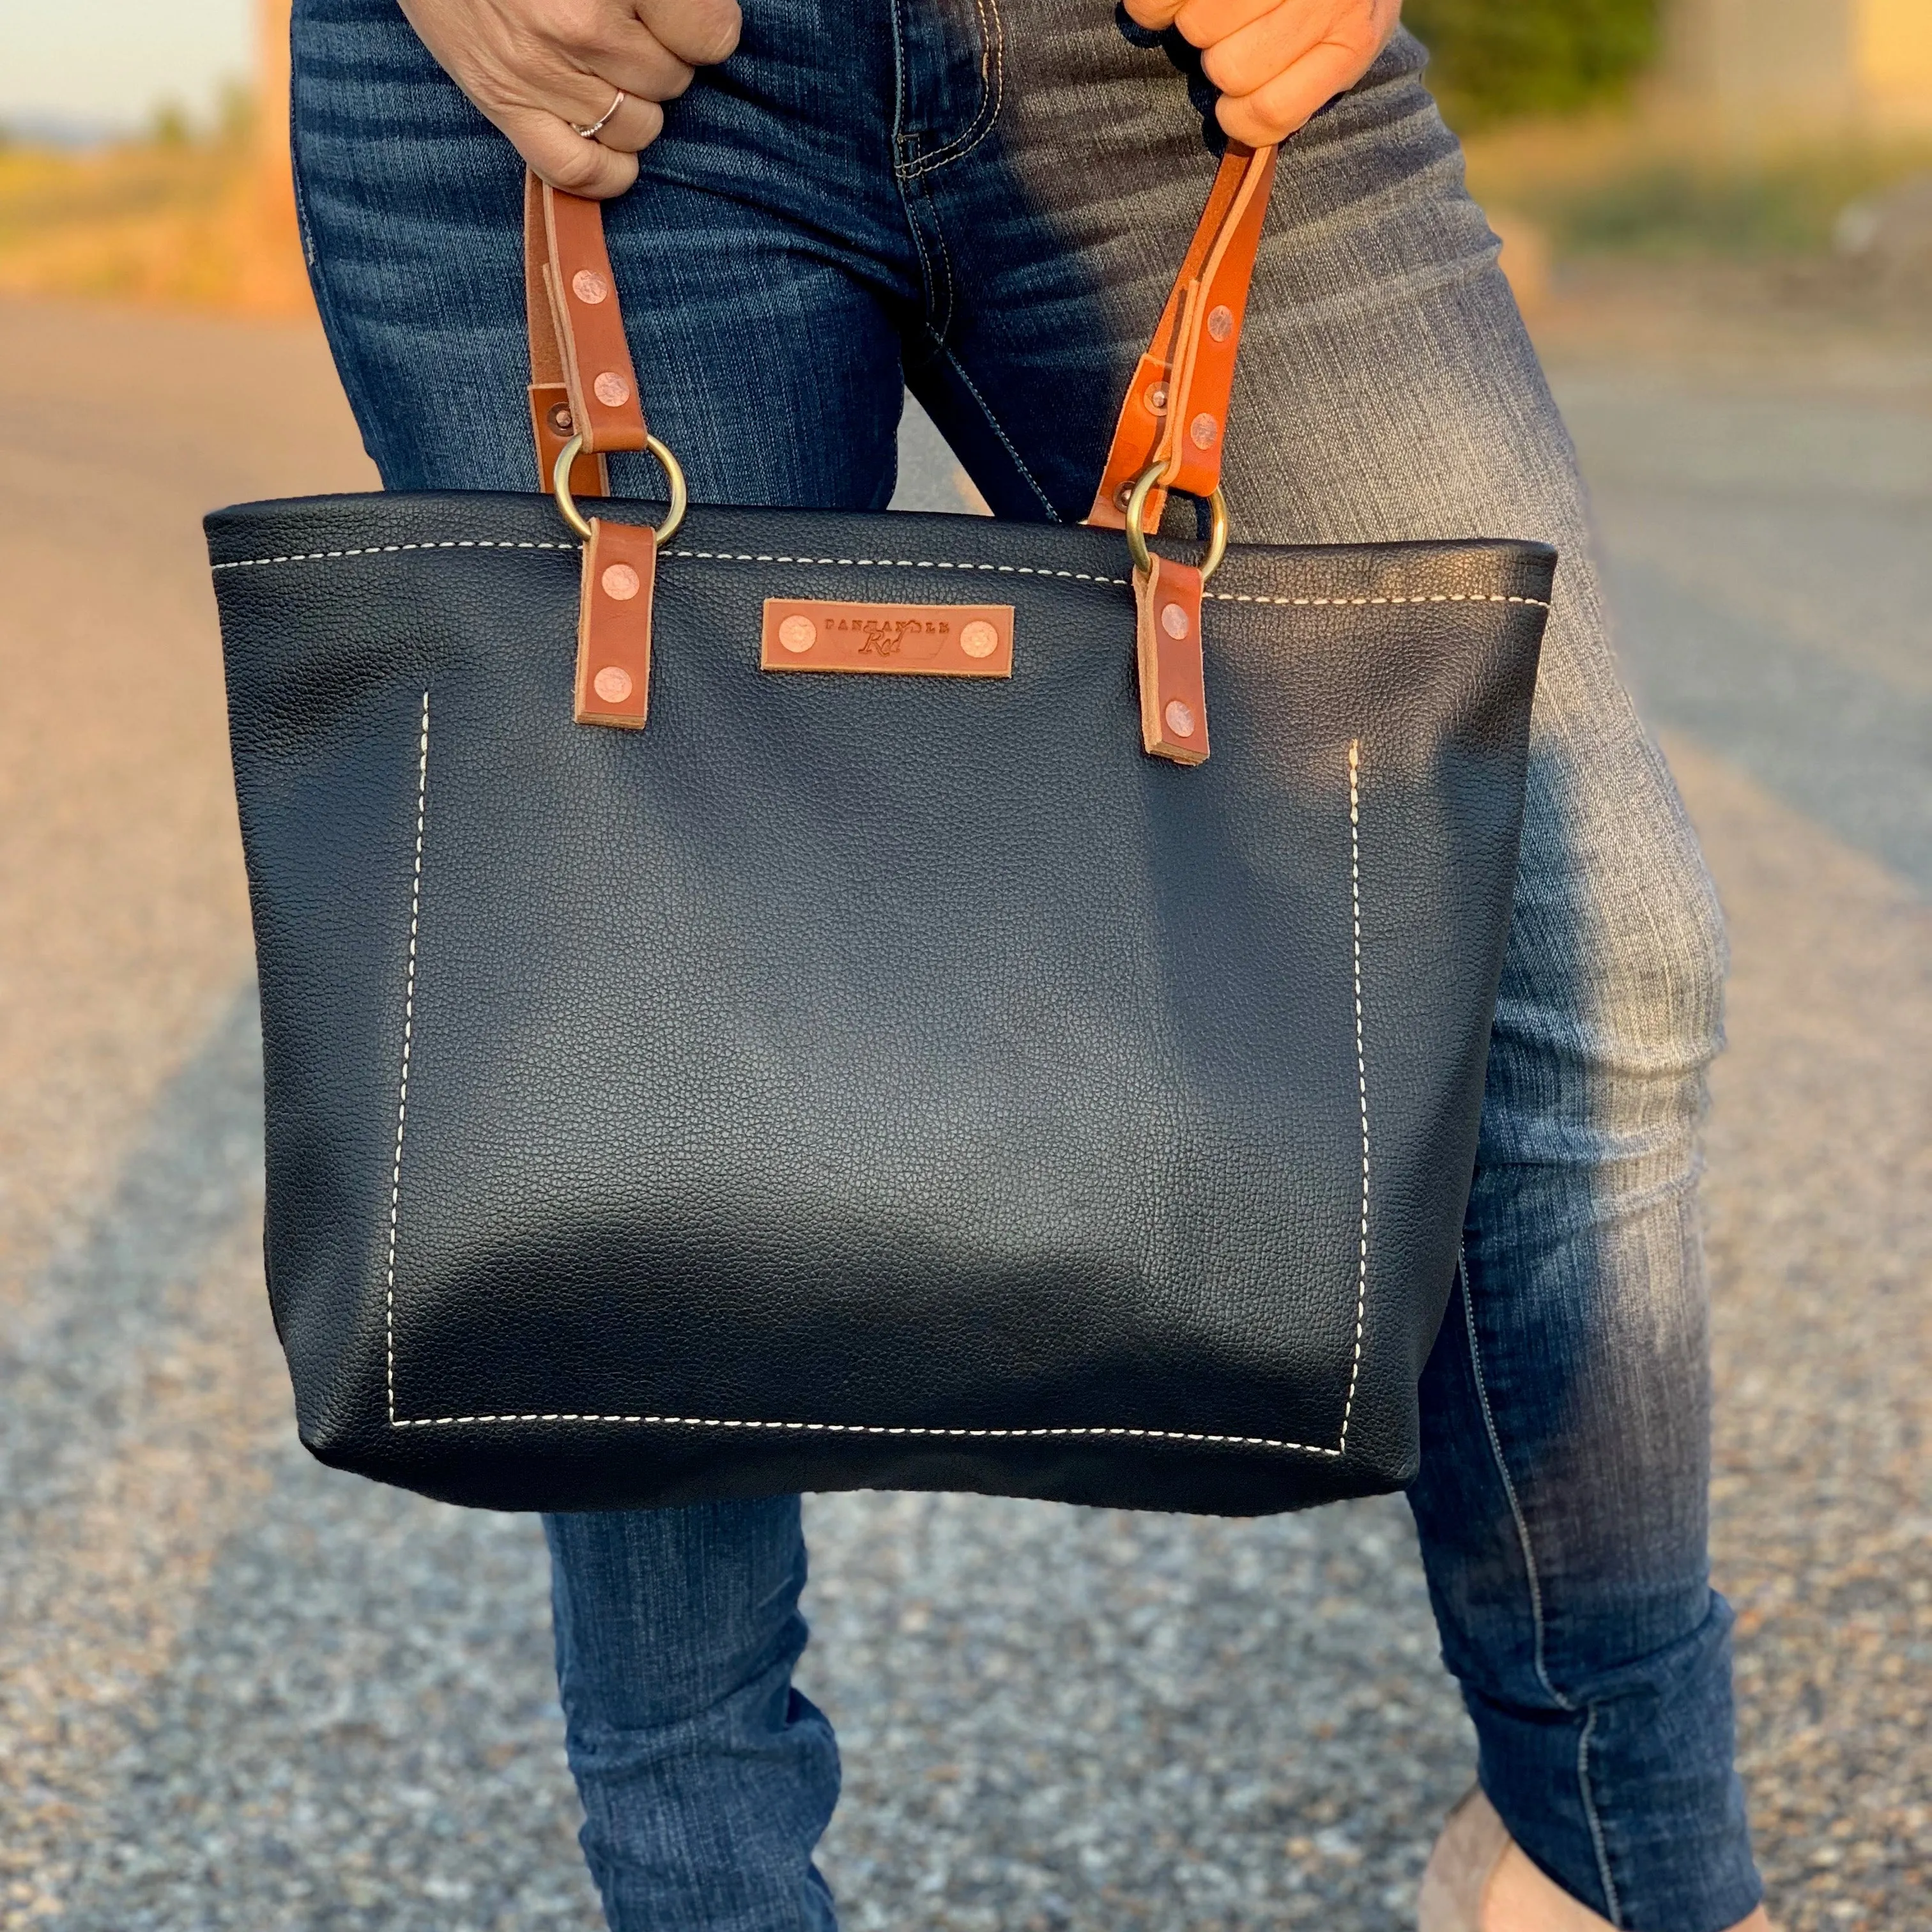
[397,0,742,197]
[1123,0,1400,146]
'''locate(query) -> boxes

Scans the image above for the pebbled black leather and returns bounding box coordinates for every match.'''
[206,491,1551,1516]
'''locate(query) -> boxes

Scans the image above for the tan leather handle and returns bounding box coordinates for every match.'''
[525,172,649,495]
[1084,141,1278,531]
[522,144,1279,534]
[521,160,1262,763]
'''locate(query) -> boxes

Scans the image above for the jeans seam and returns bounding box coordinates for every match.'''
[934,338,1061,519]
[924,191,962,345]
[1459,1245,1626,1924]
[887,38,949,352]
[903,201,949,346]
[1459,1245,1565,1706]
[1577,1705,1625,1928]
[889,0,915,178]
[895,0,1005,180]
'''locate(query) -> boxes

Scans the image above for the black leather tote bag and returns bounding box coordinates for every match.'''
[206,148,1552,1517]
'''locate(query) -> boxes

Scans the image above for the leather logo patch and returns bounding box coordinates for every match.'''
[760,599,1013,678]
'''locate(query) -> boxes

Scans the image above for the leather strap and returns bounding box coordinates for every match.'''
[525,153,1269,764]
[525,172,648,494]
[1133,555,1208,764]
[524,150,1276,530]
[527,179,608,497]
[523,175,664,733]
[1085,142,1278,531]
[576,519,657,728]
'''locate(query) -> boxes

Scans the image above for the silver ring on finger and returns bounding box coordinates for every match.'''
[571,89,625,139]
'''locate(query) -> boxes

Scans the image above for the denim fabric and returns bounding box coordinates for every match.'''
[289,2,1763,1925]
[544,1502,839,1930]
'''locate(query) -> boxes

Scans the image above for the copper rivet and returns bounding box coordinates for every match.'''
[593,665,633,703]
[960,620,999,659]
[1190,411,1217,450]
[572,269,610,304]
[1160,602,1189,640]
[1206,304,1234,342]
[593,371,631,408]
[547,402,575,435]
[778,615,816,654]
[601,563,640,601]
[1164,698,1196,738]
[1145,381,1169,414]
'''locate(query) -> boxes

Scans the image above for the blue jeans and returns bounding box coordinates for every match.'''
[289,3,1763,1926]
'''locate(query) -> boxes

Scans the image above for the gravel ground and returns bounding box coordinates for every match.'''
[1,289,1926,1932]
[802,1492,1468,1930]
[49,1433,596,1932]
[1678,745,1931,1928]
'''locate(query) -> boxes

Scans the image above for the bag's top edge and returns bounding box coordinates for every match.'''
[204,489,1558,606]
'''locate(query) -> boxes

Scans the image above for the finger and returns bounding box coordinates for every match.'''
[1200,0,1353,101]
[1123,0,1186,29]
[632,0,742,66]
[1214,32,1374,144]
[496,102,642,197]
[543,33,694,109]
[1169,0,1287,49]
[450,33,677,157]
[574,90,667,153]
[542,64,673,139]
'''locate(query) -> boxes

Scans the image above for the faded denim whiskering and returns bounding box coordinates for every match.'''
[290,1,1761,1924]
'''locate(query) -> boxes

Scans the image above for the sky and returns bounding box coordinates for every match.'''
[2,0,253,134]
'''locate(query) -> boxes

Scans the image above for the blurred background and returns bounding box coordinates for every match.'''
[1,5,1926,1932]
[5,0,1932,321]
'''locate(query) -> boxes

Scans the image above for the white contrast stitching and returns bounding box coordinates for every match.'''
[390,1413,1340,1448]
[382,717,1374,1459]
[1205,590,1549,610]
[207,536,1550,610]
[1338,739,1368,1449]
[385,691,429,1427]
[211,538,575,571]
[896,0,1004,179]
[669,548,1121,581]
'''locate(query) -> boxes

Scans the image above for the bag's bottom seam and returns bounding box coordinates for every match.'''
[381,699,1372,1462]
[390,1413,1347,1452]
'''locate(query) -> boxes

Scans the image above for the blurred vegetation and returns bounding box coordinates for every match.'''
[0,84,309,313]
[1413,0,1932,266]
[1462,118,1932,261]
[1407,0,1660,129]
[1542,151,1932,257]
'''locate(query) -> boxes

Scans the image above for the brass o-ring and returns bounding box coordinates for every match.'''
[1124,460,1228,583]
[552,431,688,546]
